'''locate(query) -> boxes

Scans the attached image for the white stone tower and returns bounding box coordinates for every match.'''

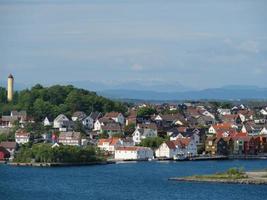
[7,74,14,102]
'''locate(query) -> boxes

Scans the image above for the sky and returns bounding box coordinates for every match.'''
[0,0,267,90]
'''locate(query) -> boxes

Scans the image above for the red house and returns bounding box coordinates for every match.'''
[0,146,10,160]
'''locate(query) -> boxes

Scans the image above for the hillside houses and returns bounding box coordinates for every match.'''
[1,101,267,162]
[132,123,158,144]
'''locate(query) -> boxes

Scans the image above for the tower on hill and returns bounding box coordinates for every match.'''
[7,74,14,102]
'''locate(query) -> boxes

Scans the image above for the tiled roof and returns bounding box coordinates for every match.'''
[0,141,17,149]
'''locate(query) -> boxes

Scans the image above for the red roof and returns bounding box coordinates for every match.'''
[98,138,120,146]
[173,138,191,148]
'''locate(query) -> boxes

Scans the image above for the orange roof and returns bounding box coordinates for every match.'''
[173,138,191,148]
[177,126,187,133]
[98,137,120,146]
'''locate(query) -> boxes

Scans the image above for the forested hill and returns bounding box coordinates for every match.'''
[0,84,128,121]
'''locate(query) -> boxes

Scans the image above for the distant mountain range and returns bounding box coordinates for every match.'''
[98,87,267,101]
[1,80,267,100]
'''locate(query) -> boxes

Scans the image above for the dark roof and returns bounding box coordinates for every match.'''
[0,146,10,156]
[8,74,14,79]
[89,112,102,121]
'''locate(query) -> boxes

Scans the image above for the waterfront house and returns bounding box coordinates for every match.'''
[0,146,10,160]
[58,132,81,146]
[0,141,17,159]
[15,129,30,144]
[155,141,177,158]
[174,138,197,157]
[114,146,153,161]
[216,137,229,156]
[97,138,122,153]
[205,136,216,155]
[132,123,158,144]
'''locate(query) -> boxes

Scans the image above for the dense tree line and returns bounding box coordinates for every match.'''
[0,84,127,121]
[14,144,105,163]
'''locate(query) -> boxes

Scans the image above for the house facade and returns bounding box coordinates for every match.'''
[15,130,30,144]
[58,132,81,146]
[132,124,158,144]
[114,146,153,160]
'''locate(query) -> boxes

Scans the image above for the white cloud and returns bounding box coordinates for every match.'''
[237,41,259,53]
[224,39,260,54]
[131,64,143,71]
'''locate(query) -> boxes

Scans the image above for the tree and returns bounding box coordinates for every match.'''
[137,107,157,118]
[139,137,166,149]
[124,123,136,137]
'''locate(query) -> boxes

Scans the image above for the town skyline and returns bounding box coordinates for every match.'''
[1,0,267,89]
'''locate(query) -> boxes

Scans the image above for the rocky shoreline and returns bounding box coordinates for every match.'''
[169,171,267,185]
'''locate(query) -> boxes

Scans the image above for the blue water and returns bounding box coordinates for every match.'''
[1,160,267,200]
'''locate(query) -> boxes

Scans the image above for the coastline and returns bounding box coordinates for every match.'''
[6,161,115,167]
[169,171,267,185]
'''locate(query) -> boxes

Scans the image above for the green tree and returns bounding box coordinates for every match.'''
[137,107,157,118]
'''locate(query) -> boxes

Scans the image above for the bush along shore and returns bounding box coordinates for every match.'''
[169,168,267,185]
[11,143,108,167]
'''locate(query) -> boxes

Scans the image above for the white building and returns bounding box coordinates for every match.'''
[97,138,122,153]
[53,114,70,131]
[155,138,197,159]
[217,108,231,116]
[132,124,158,144]
[43,117,52,127]
[115,146,153,160]
[104,112,125,125]
[155,141,177,158]
[15,130,30,144]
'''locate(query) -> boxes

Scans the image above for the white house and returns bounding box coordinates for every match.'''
[15,130,30,144]
[155,141,177,158]
[53,114,70,131]
[97,138,122,153]
[132,124,158,144]
[104,112,125,125]
[94,118,114,131]
[114,146,153,160]
[43,117,52,127]
[155,138,197,158]
[217,108,231,116]
[201,110,215,119]
[260,109,267,116]
[260,127,267,135]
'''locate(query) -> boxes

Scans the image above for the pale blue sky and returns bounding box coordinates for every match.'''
[0,0,267,89]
